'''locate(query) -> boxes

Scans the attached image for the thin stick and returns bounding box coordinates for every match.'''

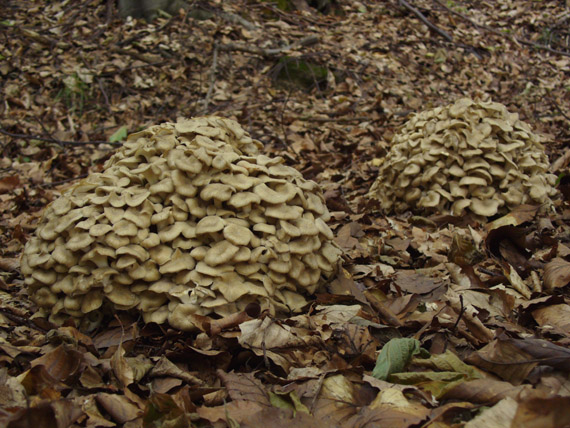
[433,0,570,58]
[451,295,465,332]
[0,128,120,147]
[201,41,220,114]
[399,0,453,42]
[38,174,89,188]
[219,35,319,59]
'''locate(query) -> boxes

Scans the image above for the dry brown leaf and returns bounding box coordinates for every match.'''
[0,176,20,194]
[31,345,83,384]
[110,345,134,388]
[0,257,20,272]
[344,406,426,428]
[95,393,141,424]
[442,378,532,404]
[466,338,536,384]
[512,396,570,428]
[393,270,445,295]
[543,258,570,290]
[149,356,204,385]
[242,408,325,428]
[532,304,570,336]
[464,397,518,428]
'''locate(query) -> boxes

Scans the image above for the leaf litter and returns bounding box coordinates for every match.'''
[1,0,570,426]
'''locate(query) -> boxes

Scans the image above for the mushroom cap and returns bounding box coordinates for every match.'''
[369,98,557,216]
[22,116,341,330]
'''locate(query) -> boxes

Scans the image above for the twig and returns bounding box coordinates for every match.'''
[97,77,112,113]
[201,41,220,114]
[550,147,570,172]
[219,35,319,59]
[432,0,570,57]
[97,61,164,77]
[109,46,162,64]
[38,174,89,188]
[0,128,120,147]
[30,116,58,142]
[295,115,372,123]
[451,295,465,332]
[220,11,257,31]
[549,96,570,122]
[279,89,293,150]
[398,0,453,42]
[363,290,403,327]
[309,374,326,414]
[397,0,482,59]
[0,307,51,333]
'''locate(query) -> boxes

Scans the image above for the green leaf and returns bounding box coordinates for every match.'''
[411,350,484,380]
[269,391,310,415]
[269,391,295,411]
[109,126,128,142]
[389,371,466,398]
[372,338,421,380]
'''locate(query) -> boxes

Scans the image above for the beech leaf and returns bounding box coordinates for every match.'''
[372,338,421,380]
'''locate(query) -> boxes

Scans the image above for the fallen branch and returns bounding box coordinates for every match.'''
[110,46,162,64]
[38,174,89,188]
[0,128,120,147]
[550,147,570,172]
[433,0,570,58]
[549,96,570,122]
[220,11,257,31]
[398,0,452,41]
[200,41,220,114]
[219,35,319,59]
[397,0,483,59]
[295,115,372,123]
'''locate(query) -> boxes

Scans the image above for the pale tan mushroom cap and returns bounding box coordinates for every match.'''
[21,116,341,330]
[369,98,557,216]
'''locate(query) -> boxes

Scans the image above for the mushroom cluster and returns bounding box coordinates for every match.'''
[21,117,342,330]
[369,98,557,216]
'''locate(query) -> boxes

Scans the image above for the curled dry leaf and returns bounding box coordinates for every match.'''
[543,257,570,290]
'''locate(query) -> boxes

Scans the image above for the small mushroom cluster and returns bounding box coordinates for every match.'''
[21,117,342,330]
[369,98,557,216]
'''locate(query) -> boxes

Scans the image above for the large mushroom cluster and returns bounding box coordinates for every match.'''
[21,117,341,330]
[369,98,557,217]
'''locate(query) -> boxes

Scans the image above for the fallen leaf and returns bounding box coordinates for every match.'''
[512,396,570,428]
[0,176,20,194]
[464,396,518,428]
[372,338,421,380]
[543,258,570,290]
[95,393,141,424]
[532,304,570,336]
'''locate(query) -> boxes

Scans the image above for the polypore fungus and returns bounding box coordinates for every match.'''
[369,98,557,216]
[21,117,342,330]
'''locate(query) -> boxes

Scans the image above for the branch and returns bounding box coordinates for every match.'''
[200,42,220,114]
[38,174,89,188]
[220,11,257,31]
[397,1,482,58]
[398,0,453,42]
[432,0,570,58]
[0,128,120,147]
[295,115,373,123]
[219,35,319,59]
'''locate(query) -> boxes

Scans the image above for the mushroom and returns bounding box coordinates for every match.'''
[369,98,557,216]
[21,116,342,330]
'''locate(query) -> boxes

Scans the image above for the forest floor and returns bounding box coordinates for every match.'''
[1,0,570,427]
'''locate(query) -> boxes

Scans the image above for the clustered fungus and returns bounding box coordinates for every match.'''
[21,117,342,330]
[369,98,557,217]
